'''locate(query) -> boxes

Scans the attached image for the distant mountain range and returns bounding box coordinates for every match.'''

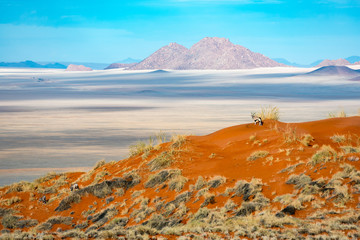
[0,60,67,69]
[129,37,285,70]
[1,44,359,70]
[273,56,360,68]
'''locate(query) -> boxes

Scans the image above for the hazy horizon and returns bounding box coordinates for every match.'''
[1,1,359,64]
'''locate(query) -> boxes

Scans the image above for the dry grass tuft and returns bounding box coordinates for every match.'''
[207,176,226,189]
[328,110,347,118]
[283,125,298,144]
[257,106,280,120]
[331,135,346,143]
[171,134,187,149]
[300,134,314,146]
[1,196,22,206]
[129,139,153,158]
[168,175,188,192]
[148,151,173,171]
[6,181,37,193]
[194,176,207,190]
[34,171,58,184]
[310,145,338,166]
[93,159,106,170]
[247,150,269,161]
[341,146,360,154]
[145,169,181,188]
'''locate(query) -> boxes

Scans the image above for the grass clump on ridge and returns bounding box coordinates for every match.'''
[247,150,269,161]
[129,138,154,158]
[328,110,346,118]
[257,106,280,120]
[171,134,187,149]
[310,145,338,166]
[148,151,173,171]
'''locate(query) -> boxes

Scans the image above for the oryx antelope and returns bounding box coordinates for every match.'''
[39,195,47,204]
[251,112,263,126]
[70,183,79,191]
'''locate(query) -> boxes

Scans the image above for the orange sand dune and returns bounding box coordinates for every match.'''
[0,117,359,239]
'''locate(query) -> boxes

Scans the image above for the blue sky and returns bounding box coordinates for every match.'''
[0,0,359,64]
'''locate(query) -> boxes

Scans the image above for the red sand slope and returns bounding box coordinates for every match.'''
[0,117,359,239]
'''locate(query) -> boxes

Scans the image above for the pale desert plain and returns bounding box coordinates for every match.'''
[0,66,360,186]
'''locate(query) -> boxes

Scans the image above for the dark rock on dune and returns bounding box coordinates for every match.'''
[130,37,285,70]
[276,205,296,217]
[307,66,360,77]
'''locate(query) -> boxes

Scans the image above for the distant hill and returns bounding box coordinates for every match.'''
[0,60,66,69]
[272,58,310,68]
[104,58,142,70]
[104,63,137,70]
[345,56,360,64]
[307,65,360,77]
[118,58,141,64]
[65,64,92,71]
[54,62,109,70]
[315,59,350,68]
[130,37,286,70]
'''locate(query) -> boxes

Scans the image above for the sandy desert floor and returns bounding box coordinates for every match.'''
[0,66,359,185]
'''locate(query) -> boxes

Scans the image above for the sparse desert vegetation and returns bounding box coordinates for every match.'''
[247,150,269,161]
[328,110,347,118]
[257,105,280,120]
[1,117,360,239]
